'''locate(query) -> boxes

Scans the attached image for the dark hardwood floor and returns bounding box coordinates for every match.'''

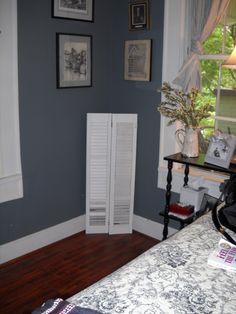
[0,231,159,314]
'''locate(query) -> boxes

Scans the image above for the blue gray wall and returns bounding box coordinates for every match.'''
[0,0,166,245]
[110,1,166,222]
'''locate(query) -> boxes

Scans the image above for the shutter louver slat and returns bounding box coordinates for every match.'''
[86,114,111,233]
[113,123,133,224]
[109,115,137,234]
[113,123,133,225]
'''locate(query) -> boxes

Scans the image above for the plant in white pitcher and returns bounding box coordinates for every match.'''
[157,82,213,157]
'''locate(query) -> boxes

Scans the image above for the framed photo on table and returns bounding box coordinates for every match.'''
[204,135,236,168]
[52,0,94,22]
[124,39,152,81]
[56,33,92,88]
[129,1,150,30]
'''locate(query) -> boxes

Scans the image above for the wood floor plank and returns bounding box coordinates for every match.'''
[0,231,159,314]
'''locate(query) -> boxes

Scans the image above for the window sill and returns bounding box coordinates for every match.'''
[157,164,228,198]
[0,174,23,203]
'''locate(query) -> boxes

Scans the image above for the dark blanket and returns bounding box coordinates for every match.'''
[32,298,102,314]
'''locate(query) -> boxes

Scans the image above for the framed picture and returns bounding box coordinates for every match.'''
[124,39,152,81]
[56,33,92,88]
[52,0,94,22]
[129,1,150,31]
[204,135,236,168]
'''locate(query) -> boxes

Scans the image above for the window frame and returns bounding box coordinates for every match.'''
[199,11,235,128]
[0,0,23,203]
[157,0,228,197]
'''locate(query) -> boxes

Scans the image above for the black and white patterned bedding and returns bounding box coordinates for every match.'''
[68,213,236,314]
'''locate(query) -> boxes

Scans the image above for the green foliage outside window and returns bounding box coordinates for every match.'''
[199,24,235,138]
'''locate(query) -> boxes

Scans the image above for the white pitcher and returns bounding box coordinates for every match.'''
[175,127,199,157]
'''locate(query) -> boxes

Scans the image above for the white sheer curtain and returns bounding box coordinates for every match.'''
[173,0,230,92]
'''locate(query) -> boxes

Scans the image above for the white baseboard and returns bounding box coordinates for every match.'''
[0,214,177,264]
[133,214,177,240]
[0,215,86,264]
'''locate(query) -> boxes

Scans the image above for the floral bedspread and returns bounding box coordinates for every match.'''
[68,213,236,314]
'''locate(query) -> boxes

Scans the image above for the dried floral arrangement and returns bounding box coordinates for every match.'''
[157,82,213,128]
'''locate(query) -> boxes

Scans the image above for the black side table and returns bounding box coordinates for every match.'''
[162,153,236,240]
[159,210,195,230]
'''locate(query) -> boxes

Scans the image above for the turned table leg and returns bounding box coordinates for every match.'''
[184,164,189,186]
[163,160,173,240]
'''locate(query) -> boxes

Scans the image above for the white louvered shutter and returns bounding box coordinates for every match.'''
[109,114,137,234]
[86,113,112,233]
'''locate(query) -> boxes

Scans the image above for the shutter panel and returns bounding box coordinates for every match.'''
[109,114,137,234]
[86,113,112,233]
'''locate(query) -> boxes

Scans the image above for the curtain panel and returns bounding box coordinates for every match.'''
[173,0,230,92]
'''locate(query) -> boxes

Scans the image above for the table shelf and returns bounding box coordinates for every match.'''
[162,153,236,240]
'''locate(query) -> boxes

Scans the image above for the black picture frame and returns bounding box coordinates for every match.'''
[52,0,94,22]
[129,0,150,31]
[56,33,92,88]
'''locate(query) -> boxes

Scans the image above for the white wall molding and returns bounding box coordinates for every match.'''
[133,214,177,240]
[0,215,86,264]
[1,213,176,264]
[159,0,189,167]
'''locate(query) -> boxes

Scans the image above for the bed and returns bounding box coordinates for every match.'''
[67,212,236,314]
[33,212,236,314]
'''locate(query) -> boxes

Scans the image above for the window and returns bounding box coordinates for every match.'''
[158,0,231,196]
[200,0,236,137]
